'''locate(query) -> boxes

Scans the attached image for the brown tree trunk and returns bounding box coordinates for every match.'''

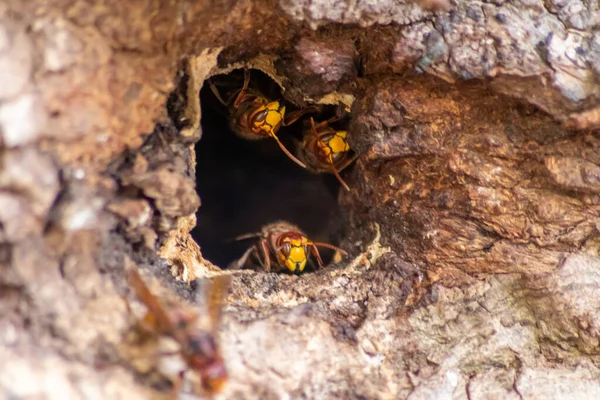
[1,0,599,399]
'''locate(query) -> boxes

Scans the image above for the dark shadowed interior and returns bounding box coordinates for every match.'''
[191,69,348,270]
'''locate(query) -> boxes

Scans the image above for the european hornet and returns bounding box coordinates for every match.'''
[295,115,357,191]
[230,220,347,273]
[208,68,317,168]
[124,267,231,398]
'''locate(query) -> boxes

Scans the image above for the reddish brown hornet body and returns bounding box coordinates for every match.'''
[126,268,231,397]
[296,116,357,191]
[209,68,317,168]
[231,221,347,273]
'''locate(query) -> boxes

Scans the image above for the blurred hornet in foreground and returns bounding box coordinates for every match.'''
[125,267,231,398]
[230,220,347,273]
[209,68,317,168]
[296,115,357,191]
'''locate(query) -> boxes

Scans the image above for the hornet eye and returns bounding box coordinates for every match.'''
[251,109,269,124]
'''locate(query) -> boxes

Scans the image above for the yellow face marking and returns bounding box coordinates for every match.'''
[251,101,285,137]
[280,237,308,272]
[329,131,350,153]
[317,131,350,164]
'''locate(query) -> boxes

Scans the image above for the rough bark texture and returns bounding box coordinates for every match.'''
[1,0,600,399]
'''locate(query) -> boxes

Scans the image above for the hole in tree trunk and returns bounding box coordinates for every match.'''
[191,69,350,270]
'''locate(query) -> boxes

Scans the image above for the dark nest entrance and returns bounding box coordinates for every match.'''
[191,69,349,271]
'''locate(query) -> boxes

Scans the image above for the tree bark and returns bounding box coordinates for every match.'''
[1,0,599,399]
